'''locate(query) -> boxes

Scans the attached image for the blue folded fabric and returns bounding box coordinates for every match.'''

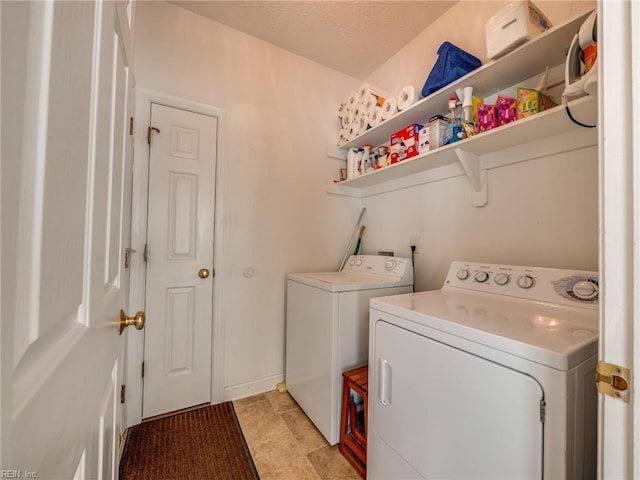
[421,42,482,97]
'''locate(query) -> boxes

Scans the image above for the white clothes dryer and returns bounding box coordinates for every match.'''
[286,255,413,445]
[368,261,599,480]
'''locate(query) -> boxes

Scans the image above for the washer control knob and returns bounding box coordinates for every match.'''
[385,259,397,271]
[517,275,535,289]
[355,258,363,266]
[494,273,510,286]
[572,280,599,300]
[474,271,489,283]
[456,269,470,280]
[348,258,355,267]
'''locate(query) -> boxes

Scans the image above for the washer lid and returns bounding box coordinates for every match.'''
[370,288,598,371]
[288,271,411,292]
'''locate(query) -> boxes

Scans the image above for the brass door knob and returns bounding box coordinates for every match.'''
[198,268,210,279]
[119,310,145,334]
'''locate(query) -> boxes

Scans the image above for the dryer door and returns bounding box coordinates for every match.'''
[371,319,544,479]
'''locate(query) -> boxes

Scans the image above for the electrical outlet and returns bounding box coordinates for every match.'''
[410,235,421,253]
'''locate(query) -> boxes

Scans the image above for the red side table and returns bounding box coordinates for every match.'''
[339,365,368,478]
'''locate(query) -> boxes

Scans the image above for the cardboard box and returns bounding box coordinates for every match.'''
[390,124,423,163]
[476,104,498,132]
[517,88,557,119]
[428,115,448,150]
[418,126,430,154]
[496,95,517,126]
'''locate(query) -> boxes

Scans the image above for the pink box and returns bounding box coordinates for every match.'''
[390,123,423,164]
[476,104,497,133]
[496,95,517,126]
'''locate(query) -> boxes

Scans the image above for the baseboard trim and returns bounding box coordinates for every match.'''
[224,374,285,401]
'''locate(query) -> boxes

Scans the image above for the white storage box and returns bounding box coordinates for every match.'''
[418,126,430,154]
[428,115,448,150]
[485,1,551,60]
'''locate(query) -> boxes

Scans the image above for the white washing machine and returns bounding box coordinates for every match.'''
[368,261,599,480]
[286,255,413,445]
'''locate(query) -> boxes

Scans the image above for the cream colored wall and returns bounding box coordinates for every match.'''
[366,0,596,97]
[134,1,361,398]
[361,0,599,291]
[360,146,598,290]
[134,0,600,400]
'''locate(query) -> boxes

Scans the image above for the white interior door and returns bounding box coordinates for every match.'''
[143,103,217,418]
[118,67,137,436]
[1,1,134,478]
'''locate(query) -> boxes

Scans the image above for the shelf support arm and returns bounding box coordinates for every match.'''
[454,148,488,207]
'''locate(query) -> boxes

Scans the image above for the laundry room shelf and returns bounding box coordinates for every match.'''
[326,96,597,201]
[327,8,597,203]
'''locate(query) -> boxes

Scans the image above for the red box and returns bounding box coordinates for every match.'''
[390,124,423,164]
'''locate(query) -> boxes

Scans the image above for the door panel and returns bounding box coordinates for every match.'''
[143,104,217,418]
[105,32,128,289]
[372,319,544,479]
[1,0,133,477]
[168,173,197,258]
[165,287,196,374]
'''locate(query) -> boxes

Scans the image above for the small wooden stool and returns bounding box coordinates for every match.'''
[339,365,368,478]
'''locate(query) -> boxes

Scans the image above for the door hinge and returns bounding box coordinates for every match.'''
[143,243,149,262]
[120,384,126,404]
[147,126,160,145]
[124,247,136,269]
[539,399,546,423]
[596,361,630,403]
[129,116,134,135]
[141,361,145,378]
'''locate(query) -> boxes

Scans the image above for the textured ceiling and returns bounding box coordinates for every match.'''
[169,1,456,78]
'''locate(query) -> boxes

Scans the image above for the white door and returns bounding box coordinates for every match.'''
[118,75,138,434]
[142,104,217,418]
[599,2,639,477]
[370,319,544,479]
[1,1,135,478]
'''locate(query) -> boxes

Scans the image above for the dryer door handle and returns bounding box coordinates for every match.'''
[378,358,392,406]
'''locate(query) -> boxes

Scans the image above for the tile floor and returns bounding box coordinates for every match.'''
[233,390,361,480]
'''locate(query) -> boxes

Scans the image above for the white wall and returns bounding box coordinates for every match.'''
[360,0,599,291]
[366,0,596,97]
[134,1,361,399]
[133,0,599,401]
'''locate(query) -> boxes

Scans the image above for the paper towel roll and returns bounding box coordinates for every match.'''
[337,129,349,146]
[368,107,383,127]
[358,83,387,104]
[381,97,398,120]
[342,110,355,129]
[363,94,384,114]
[347,123,359,141]
[337,101,348,119]
[348,91,359,110]
[357,114,369,134]
[353,102,368,119]
[347,148,357,179]
[397,86,417,111]
[347,115,367,140]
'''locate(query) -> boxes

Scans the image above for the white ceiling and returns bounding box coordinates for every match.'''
[169,1,456,78]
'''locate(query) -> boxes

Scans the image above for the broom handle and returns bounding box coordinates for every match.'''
[338,208,366,271]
